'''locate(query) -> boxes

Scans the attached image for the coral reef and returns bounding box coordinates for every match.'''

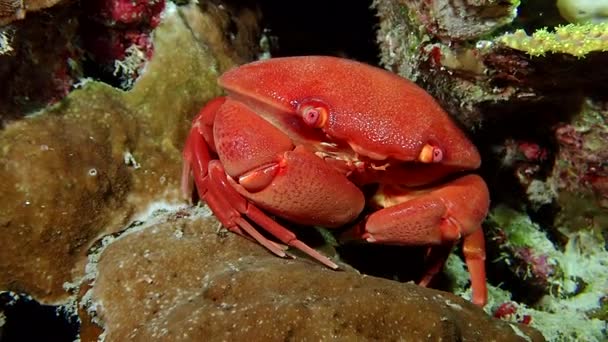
[499,22,608,57]
[375,0,608,340]
[374,0,520,128]
[0,2,257,303]
[375,0,608,129]
[81,207,543,341]
[448,249,607,341]
[1,0,606,340]
[551,99,608,235]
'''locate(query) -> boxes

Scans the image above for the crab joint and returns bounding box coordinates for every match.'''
[418,144,443,163]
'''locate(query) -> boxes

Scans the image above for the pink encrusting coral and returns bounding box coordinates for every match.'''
[95,0,165,26]
[513,247,556,284]
[81,0,166,88]
[493,302,532,325]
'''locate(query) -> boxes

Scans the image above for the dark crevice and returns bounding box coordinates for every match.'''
[256,0,380,65]
[0,293,78,342]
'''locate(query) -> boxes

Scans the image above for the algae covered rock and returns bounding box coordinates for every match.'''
[550,99,608,235]
[375,0,608,129]
[375,1,608,340]
[0,86,134,302]
[0,2,257,303]
[82,208,543,342]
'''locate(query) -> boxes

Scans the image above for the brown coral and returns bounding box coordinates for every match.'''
[83,211,545,341]
[0,0,64,26]
[0,3,260,303]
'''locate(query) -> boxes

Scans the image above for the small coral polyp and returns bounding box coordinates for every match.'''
[499,22,608,57]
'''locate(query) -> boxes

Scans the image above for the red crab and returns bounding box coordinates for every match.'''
[182,56,490,306]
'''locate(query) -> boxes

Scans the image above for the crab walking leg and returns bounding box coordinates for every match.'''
[206,160,340,269]
[357,175,490,306]
[182,111,290,254]
[418,244,455,288]
[463,228,487,306]
[182,102,340,268]
[182,122,266,243]
[181,96,226,201]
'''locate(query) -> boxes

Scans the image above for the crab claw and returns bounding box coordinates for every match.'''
[346,174,490,306]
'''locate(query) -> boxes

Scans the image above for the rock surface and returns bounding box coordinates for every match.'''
[84,208,544,341]
[0,3,257,303]
[0,1,570,340]
[0,87,134,302]
[0,0,65,26]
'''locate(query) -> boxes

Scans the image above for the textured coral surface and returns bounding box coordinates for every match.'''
[85,209,543,341]
[0,88,134,302]
[375,0,608,340]
[0,3,238,303]
[1,0,606,341]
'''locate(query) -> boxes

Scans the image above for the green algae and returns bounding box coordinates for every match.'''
[489,206,557,251]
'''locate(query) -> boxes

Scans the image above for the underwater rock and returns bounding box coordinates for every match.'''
[374,0,608,129]
[0,0,65,26]
[0,3,260,303]
[550,99,608,235]
[0,87,134,303]
[82,209,544,342]
[374,0,518,128]
[0,2,81,125]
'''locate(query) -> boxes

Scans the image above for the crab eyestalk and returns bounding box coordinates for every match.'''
[418,144,444,163]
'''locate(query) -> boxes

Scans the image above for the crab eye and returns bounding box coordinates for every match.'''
[299,101,329,128]
[419,144,443,163]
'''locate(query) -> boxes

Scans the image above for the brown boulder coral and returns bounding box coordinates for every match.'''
[82,208,544,341]
[0,88,134,302]
[0,2,259,303]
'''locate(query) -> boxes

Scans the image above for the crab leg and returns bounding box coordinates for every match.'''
[352,174,490,306]
[418,244,454,288]
[462,228,487,306]
[182,98,345,269]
